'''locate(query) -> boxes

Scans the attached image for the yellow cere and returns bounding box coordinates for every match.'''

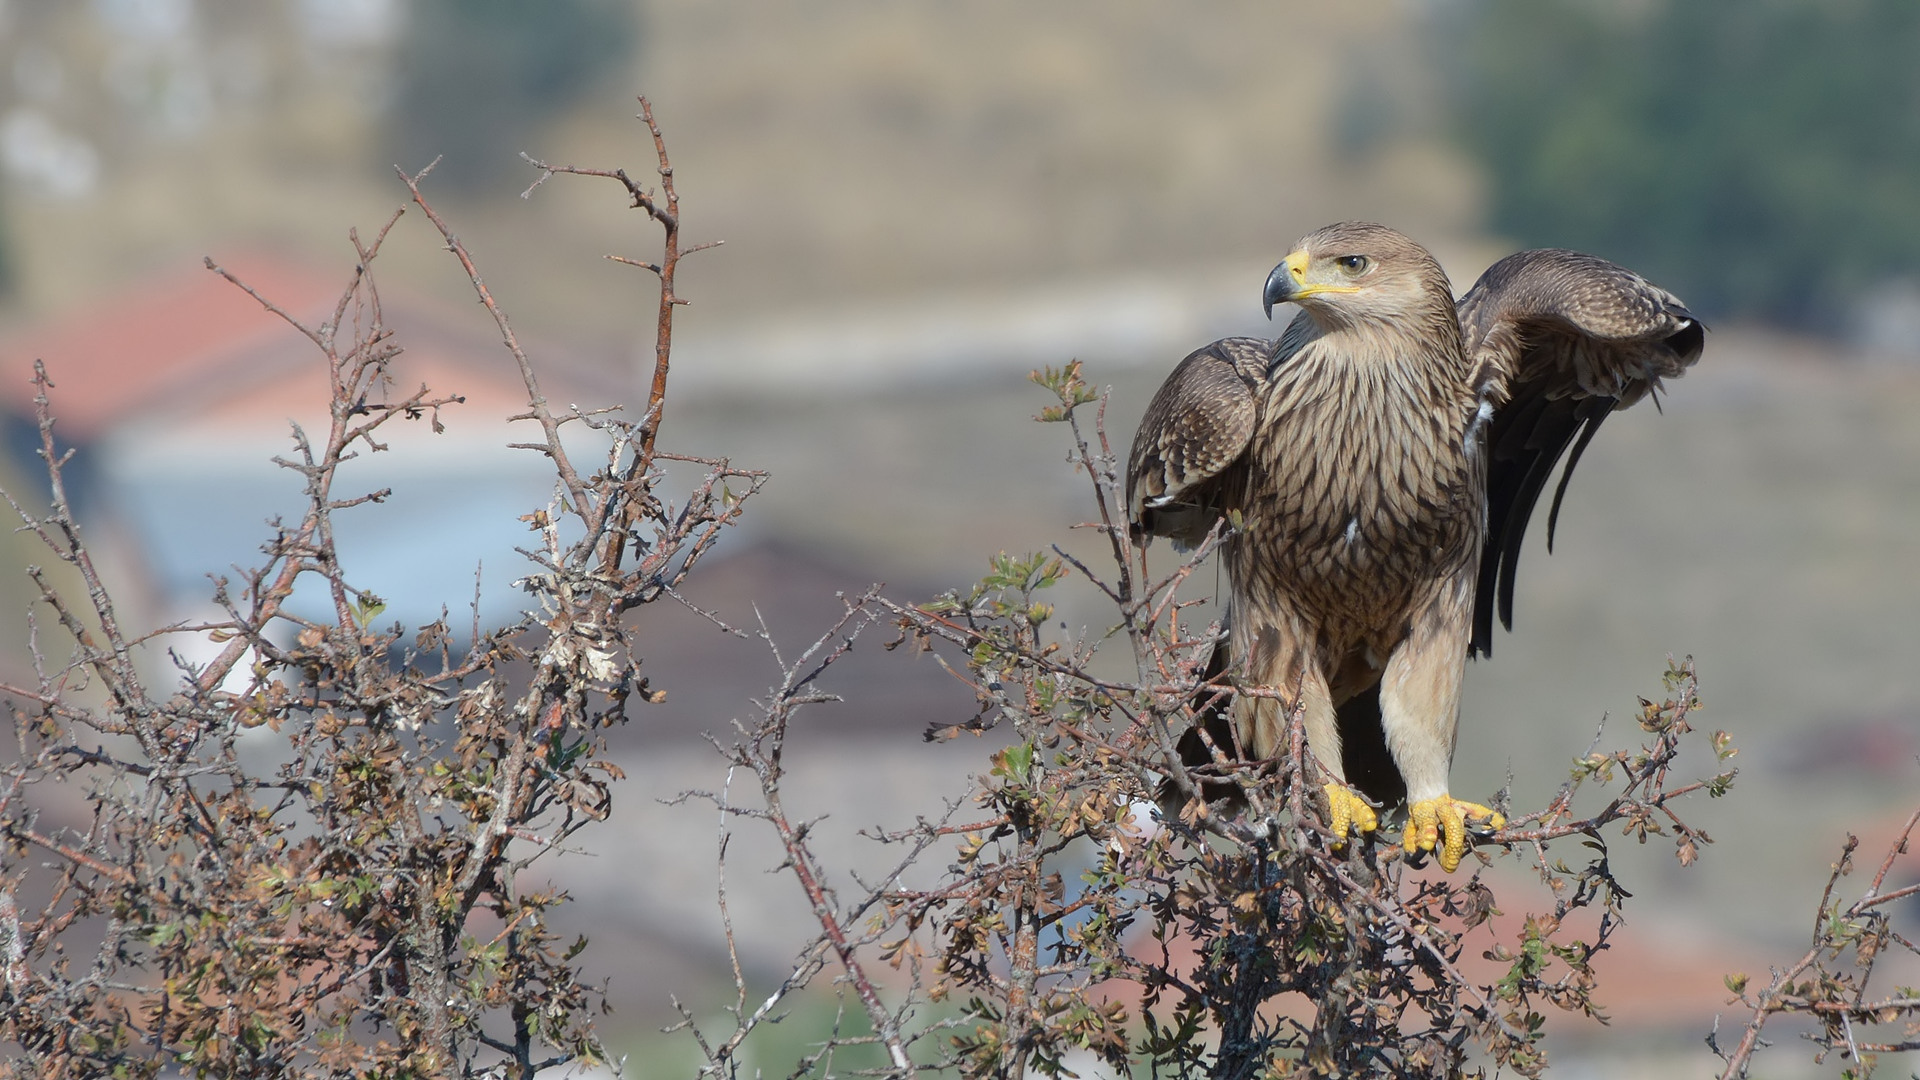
[1285,248,1312,283]
[1284,248,1360,298]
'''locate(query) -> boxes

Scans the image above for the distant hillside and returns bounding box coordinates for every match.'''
[0,2,1477,348]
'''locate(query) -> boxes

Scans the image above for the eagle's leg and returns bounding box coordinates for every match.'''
[1380,580,1504,872]
[1241,624,1378,841]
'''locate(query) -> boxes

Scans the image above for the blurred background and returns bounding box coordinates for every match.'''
[2,1,1919,1075]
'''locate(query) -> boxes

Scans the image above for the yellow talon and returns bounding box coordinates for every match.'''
[1404,796,1506,872]
[1322,783,1379,845]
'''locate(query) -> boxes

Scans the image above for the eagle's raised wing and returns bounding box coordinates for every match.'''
[1127,336,1273,548]
[1459,249,1705,657]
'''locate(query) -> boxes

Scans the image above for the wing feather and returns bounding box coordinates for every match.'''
[1459,250,1705,657]
[1127,336,1272,548]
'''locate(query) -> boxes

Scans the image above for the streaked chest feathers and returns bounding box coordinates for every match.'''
[1238,337,1480,616]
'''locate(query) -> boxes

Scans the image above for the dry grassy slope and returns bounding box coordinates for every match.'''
[637,0,1473,308]
[2,3,1477,351]
[418,0,1481,350]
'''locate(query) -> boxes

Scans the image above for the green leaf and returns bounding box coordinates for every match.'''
[994,742,1036,784]
[352,594,388,626]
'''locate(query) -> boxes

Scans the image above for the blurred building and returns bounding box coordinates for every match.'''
[0,252,620,646]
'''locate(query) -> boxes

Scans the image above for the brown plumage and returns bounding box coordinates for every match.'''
[1130,223,1703,869]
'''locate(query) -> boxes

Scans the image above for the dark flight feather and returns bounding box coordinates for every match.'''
[1458,250,1705,657]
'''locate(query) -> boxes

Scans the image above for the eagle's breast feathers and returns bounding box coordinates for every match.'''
[1231,327,1482,643]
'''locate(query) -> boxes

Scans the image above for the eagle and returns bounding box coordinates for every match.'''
[1129,222,1702,871]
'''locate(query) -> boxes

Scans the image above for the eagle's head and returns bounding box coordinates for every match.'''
[1262,221,1455,331]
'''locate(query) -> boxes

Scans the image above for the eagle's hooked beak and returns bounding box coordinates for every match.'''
[1263,249,1312,318]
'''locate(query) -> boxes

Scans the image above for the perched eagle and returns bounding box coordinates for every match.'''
[1130,222,1702,870]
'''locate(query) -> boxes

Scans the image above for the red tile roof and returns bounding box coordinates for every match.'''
[0,255,342,441]
[0,253,620,443]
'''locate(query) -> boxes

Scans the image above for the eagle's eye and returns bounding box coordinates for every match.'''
[1336,254,1370,276]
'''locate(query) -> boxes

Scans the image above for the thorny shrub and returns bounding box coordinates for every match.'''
[677,361,1769,1079]
[1710,815,1920,1079]
[0,101,742,1078]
